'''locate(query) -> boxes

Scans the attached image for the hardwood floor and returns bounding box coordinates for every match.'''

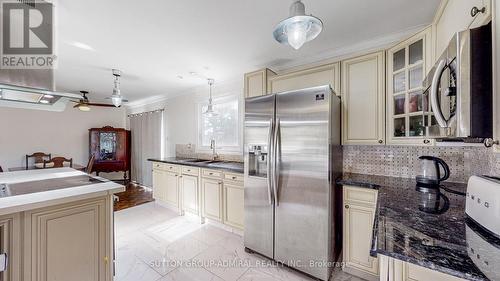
[113,182,154,211]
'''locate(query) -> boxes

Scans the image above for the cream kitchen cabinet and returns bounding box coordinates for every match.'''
[0,214,21,281]
[343,186,379,281]
[180,174,199,215]
[386,27,434,146]
[164,171,180,208]
[434,0,492,58]
[152,169,166,202]
[379,255,467,281]
[23,197,111,281]
[222,174,244,230]
[152,164,181,213]
[244,68,276,98]
[268,63,340,95]
[202,174,223,222]
[341,52,386,145]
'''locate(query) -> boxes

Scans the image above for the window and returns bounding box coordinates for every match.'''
[198,98,240,152]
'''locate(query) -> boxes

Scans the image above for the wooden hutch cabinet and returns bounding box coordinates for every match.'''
[89,126,131,181]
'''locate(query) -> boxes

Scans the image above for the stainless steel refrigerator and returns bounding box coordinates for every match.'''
[244,85,343,281]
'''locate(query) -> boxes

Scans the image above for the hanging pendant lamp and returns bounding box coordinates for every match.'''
[203,79,218,117]
[273,0,323,50]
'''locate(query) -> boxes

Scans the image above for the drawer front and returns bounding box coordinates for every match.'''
[152,162,166,170]
[344,185,377,205]
[202,169,222,179]
[165,164,180,173]
[182,166,200,176]
[224,172,244,183]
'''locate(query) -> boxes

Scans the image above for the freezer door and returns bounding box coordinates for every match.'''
[274,86,335,280]
[244,94,275,259]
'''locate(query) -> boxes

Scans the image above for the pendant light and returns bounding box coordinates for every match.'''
[203,78,218,117]
[273,0,323,50]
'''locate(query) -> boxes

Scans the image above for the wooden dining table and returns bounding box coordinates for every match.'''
[8,164,86,172]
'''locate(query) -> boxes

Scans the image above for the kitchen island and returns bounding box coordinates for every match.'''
[0,168,124,281]
[338,173,499,281]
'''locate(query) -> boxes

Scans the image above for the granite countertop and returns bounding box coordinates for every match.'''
[148,157,244,174]
[0,168,124,216]
[338,173,500,281]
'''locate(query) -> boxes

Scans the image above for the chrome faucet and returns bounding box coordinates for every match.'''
[210,139,219,160]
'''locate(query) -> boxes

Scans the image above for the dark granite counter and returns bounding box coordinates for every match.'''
[148,157,244,174]
[338,173,500,281]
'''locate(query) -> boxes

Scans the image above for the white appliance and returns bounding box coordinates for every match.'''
[466,176,500,237]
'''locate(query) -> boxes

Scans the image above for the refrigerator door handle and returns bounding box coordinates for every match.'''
[267,118,274,205]
[273,118,281,206]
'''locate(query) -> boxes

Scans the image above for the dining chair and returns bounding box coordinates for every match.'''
[44,157,73,168]
[86,154,96,174]
[26,152,51,169]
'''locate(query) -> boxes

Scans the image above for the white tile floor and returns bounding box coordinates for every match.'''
[114,202,365,281]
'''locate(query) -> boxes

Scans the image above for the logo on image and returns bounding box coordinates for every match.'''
[1,0,56,69]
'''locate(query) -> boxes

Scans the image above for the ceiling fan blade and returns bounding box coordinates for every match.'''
[87,103,118,107]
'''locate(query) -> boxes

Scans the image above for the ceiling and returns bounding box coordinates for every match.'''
[54,0,441,103]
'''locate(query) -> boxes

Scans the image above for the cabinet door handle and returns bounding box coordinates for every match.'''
[232,176,237,180]
[175,174,178,177]
[378,140,383,144]
[423,139,430,144]
[345,205,349,209]
[209,172,213,175]
[471,6,486,17]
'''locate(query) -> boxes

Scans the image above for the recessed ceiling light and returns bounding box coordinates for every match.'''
[44,94,54,99]
[40,99,49,104]
[177,75,184,79]
[68,41,95,51]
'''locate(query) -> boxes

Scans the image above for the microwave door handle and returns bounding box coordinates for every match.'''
[430,59,449,128]
[273,118,280,206]
[266,118,273,205]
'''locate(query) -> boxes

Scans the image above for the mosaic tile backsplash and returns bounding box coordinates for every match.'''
[343,145,500,183]
[176,143,500,183]
[175,144,243,162]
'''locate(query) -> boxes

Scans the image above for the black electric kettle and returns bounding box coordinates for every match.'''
[415,156,450,187]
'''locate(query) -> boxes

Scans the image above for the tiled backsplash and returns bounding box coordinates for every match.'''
[343,145,500,183]
[175,144,243,162]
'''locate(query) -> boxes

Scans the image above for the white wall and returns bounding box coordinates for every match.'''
[0,105,126,173]
[126,78,243,158]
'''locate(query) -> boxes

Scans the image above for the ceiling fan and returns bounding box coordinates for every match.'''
[72,91,117,111]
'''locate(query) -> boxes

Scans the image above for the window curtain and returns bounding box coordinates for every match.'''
[129,110,163,187]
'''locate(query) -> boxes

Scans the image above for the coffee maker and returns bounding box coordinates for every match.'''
[416,156,450,188]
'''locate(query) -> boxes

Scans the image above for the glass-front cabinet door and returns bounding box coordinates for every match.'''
[387,27,433,145]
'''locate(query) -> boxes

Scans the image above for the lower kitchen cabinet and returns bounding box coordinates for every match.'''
[152,169,165,202]
[223,182,244,230]
[23,197,111,281]
[202,178,223,222]
[153,165,181,212]
[164,171,179,208]
[343,186,379,281]
[379,255,467,281]
[181,174,199,215]
[0,214,21,281]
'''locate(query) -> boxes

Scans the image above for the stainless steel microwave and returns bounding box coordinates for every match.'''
[423,22,492,141]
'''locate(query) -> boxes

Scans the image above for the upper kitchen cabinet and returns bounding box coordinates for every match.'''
[341,52,385,145]
[268,63,340,95]
[244,68,276,98]
[387,27,434,146]
[434,0,492,57]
